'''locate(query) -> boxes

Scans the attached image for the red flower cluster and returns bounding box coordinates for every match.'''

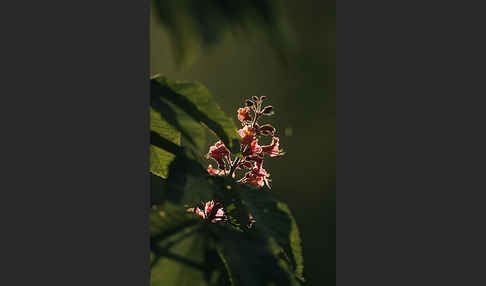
[187,201,227,223]
[206,96,283,189]
[188,98,283,227]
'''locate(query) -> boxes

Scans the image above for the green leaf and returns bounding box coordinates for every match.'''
[150,202,206,286]
[201,177,305,285]
[150,202,198,241]
[151,173,167,206]
[151,131,183,155]
[151,77,240,153]
[238,190,305,283]
[150,107,181,178]
[152,97,207,153]
[151,235,208,286]
[277,202,305,282]
[214,227,302,286]
[165,155,215,204]
[150,202,229,286]
[151,95,198,147]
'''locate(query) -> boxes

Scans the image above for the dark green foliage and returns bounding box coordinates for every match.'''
[151,0,292,66]
[150,77,305,285]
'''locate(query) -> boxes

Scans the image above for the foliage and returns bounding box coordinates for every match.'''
[151,0,293,66]
[150,76,305,285]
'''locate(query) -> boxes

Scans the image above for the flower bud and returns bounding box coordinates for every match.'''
[262,106,273,115]
[259,124,275,136]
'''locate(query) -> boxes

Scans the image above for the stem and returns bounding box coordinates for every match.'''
[223,155,231,174]
[228,157,241,178]
[228,97,261,179]
[251,98,261,128]
[251,112,260,128]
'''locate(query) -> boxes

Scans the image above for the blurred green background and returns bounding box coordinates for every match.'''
[150,0,335,284]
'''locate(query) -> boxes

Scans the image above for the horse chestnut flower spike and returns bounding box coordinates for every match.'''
[206,96,284,189]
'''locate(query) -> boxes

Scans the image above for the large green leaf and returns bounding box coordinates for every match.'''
[204,177,306,285]
[214,226,301,286]
[150,107,181,178]
[238,190,305,282]
[277,203,305,282]
[151,95,198,147]
[151,235,208,286]
[165,155,215,204]
[152,93,207,153]
[151,77,240,153]
[150,202,232,286]
[150,173,305,285]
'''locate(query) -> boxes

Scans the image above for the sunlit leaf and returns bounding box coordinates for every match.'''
[152,86,206,155]
[151,77,240,153]
[150,107,181,178]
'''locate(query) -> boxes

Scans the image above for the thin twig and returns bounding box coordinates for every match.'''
[228,157,241,178]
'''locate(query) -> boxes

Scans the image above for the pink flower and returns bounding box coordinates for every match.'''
[207,164,225,176]
[213,208,226,222]
[237,125,256,146]
[239,166,269,188]
[207,164,219,175]
[262,137,281,157]
[189,201,227,223]
[250,139,263,154]
[204,200,215,215]
[242,139,263,157]
[194,207,206,219]
[237,107,252,122]
[246,154,264,170]
[207,140,230,169]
